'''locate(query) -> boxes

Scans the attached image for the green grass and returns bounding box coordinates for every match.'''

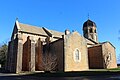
[107,67,120,72]
[1,68,120,77]
[23,69,120,77]
[108,67,120,70]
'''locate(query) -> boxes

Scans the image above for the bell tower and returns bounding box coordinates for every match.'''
[83,19,98,42]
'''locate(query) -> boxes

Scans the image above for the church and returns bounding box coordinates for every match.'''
[6,19,117,73]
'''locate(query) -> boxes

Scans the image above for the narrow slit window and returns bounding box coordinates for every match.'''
[74,49,81,62]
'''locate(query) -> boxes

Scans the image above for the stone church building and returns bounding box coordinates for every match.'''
[6,19,117,73]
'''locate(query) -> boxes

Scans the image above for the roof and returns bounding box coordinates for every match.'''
[83,19,96,28]
[49,30,64,38]
[100,41,115,49]
[42,27,64,38]
[15,20,64,38]
[19,23,48,36]
[85,38,98,44]
[88,41,115,49]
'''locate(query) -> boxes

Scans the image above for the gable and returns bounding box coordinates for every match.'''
[43,27,64,38]
[19,23,48,36]
[64,31,89,71]
[11,20,64,40]
[11,22,19,40]
[100,41,115,49]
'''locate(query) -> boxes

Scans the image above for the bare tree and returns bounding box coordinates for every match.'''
[39,37,58,72]
[117,55,120,64]
[103,44,111,68]
[40,41,57,72]
[41,52,57,72]
[104,53,111,68]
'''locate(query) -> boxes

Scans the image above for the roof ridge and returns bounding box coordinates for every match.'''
[17,21,64,38]
[19,22,43,29]
[19,22,64,34]
[15,19,21,30]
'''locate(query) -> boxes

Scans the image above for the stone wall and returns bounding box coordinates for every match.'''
[21,32,59,44]
[102,42,117,68]
[35,38,43,71]
[88,45,104,69]
[49,38,64,71]
[64,32,89,71]
[88,42,117,69]
[6,34,23,73]
[22,36,31,71]
[6,41,14,72]
[22,36,35,72]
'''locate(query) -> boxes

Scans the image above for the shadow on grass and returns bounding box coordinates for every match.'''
[0,69,120,80]
[0,68,120,77]
[27,71,120,77]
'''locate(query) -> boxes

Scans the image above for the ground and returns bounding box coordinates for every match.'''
[0,73,120,80]
[0,69,120,80]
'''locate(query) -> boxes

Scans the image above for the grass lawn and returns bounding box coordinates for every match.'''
[107,67,120,71]
[25,68,120,77]
[88,68,120,72]
[1,67,120,77]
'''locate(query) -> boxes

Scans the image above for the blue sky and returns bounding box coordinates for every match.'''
[0,0,120,63]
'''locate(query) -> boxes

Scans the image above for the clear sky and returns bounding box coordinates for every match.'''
[0,0,120,63]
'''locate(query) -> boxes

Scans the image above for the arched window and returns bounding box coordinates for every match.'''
[75,49,79,60]
[107,53,111,61]
[73,49,81,62]
[94,29,96,33]
[89,28,93,33]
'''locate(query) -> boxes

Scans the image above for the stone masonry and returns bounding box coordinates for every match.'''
[6,19,117,73]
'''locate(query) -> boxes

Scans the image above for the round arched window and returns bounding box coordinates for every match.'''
[73,49,81,62]
[106,53,111,62]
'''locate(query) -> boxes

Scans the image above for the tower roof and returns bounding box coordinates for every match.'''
[83,19,96,28]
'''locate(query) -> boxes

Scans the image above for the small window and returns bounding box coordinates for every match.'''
[75,49,79,60]
[107,53,111,61]
[73,49,81,62]
[105,53,112,65]
[94,29,96,33]
[90,28,92,33]
[84,30,87,34]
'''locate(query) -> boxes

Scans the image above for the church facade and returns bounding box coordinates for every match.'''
[6,19,117,73]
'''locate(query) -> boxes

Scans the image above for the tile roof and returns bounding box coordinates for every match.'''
[19,23,48,36]
[47,29,64,38]
[44,28,64,37]
[17,21,64,38]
